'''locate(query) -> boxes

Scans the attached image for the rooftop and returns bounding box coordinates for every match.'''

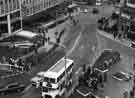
[49,58,72,73]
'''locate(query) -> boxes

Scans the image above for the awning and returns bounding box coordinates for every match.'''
[15,30,38,39]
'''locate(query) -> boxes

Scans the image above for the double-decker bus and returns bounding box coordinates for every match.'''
[41,58,74,98]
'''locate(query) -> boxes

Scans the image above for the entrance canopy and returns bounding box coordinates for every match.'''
[15,30,38,39]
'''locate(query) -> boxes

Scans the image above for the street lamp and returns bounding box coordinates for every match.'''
[54,42,68,87]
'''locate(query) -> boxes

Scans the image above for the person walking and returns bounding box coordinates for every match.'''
[133,64,135,71]
[123,90,129,98]
[104,72,107,82]
[1,56,7,64]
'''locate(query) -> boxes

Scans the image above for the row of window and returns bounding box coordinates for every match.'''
[21,0,63,17]
[128,0,135,4]
[0,10,21,35]
[43,63,73,84]
[57,63,73,83]
[42,73,72,92]
[0,0,20,16]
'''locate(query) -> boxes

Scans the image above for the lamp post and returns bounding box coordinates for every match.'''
[55,43,68,87]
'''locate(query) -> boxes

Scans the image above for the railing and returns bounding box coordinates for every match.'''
[21,0,66,17]
[0,0,20,17]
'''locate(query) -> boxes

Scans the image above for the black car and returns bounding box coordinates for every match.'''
[0,82,26,95]
[92,8,99,14]
[112,71,131,81]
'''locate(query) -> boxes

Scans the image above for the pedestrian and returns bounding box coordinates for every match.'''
[82,64,86,72]
[1,56,7,64]
[92,80,98,91]
[133,64,135,71]
[98,74,103,84]
[55,32,59,38]
[17,58,23,66]
[86,66,91,75]
[44,27,48,33]
[8,57,15,65]
[130,90,134,98]
[104,72,107,82]
[34,43,38,54]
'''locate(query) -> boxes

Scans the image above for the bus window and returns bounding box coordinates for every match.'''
[44,77,56,84]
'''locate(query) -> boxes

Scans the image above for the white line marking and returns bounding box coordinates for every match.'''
[67,32,82,56]
[75,67,82,75]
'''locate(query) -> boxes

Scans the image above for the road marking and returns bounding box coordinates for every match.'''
[22,84,32,94]
[67,32,82,56]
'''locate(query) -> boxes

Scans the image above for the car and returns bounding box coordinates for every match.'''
[94,49,120,70]
[112,71,131,81]
[0,82,26,95]
[92,8,99,14]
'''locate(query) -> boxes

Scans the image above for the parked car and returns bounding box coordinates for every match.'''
[0,82,26,95]
[112,71,131,81]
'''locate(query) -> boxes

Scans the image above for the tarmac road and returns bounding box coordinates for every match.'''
[19,5,115,98]
[20,5,135,98]
[0,5,116,98]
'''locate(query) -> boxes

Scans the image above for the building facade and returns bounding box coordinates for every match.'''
[21,0,67,17]
[0,0,69,36]
[0,0,22,36]
[120,0,135,34]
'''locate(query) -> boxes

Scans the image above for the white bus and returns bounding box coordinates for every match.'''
[41,58,74,98]
[31,71,46,88]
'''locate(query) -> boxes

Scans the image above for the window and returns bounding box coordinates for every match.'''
[60,81,65,90]
[57,63,73,82]
[42,86,58,92]
[57,72,64,82]
[44,77,56,83]
[0,24,8,35]
[11,20,21,32]
[10,11,20,19]
[130,23,135,32]
[0,0,4,14]
[128,0,135,4]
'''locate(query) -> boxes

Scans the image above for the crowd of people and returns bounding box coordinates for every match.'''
[97,13,135,43]
[78,65,107,92]
[0,56,31,72]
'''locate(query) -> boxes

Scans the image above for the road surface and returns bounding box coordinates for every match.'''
[1,4,132,98]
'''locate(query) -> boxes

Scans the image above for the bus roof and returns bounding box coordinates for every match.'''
[44,58,74,79]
